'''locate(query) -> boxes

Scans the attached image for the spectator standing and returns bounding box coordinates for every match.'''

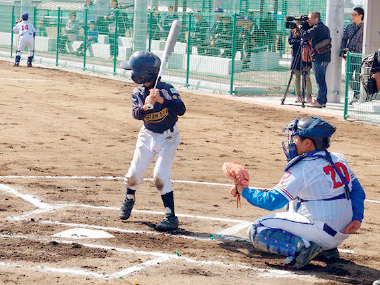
[339,7,364,104]
[299,11,331,108]
[150,7,163,40]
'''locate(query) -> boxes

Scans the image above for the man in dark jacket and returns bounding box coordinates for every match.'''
[299,11,331,108]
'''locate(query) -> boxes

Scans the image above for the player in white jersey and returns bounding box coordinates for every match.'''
[13,13,36,67]
[231,116,365,269]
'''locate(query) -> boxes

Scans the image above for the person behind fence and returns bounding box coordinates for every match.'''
[209,7,224,55]
[119,51,186,232]
[339,7,364,104]
[150,7,163,40]
[75,20,99,56]
[13,13,36,68]
[229,116,365,269]
[210,16,233,58]
[239,16,259,68]
[192,10,209,55]
[299,11,331,108]
[288,22,313,103]
[361,49,380,99]
[261,12,276,52]
[36,15,49,37]
[59,12,80,54]
[161,6,178,37]
[82,0,98,23]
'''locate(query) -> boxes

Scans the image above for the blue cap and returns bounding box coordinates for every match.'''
[244,16,253,21]
[22,13,28,20]
[214,7,223,13]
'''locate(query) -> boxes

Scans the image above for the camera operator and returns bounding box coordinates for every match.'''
[340,7,364,104]
[299,11,331,108]
[288,22,312,103]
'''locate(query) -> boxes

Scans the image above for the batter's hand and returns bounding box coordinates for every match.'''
[150,89,164,104]
[341,220,361,234]
[143,95,156,111]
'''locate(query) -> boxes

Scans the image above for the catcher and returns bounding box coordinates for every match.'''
[223,116,365,269]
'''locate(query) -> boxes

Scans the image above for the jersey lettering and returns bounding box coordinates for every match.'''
[323,162,349,189]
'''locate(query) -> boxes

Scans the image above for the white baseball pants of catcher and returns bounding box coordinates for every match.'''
[17,35,34,57]
[248,211,350,250]
[125,124,180,195]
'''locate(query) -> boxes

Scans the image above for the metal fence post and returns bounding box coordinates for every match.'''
[148,10,153,52]
[113,9,119,74]
[83,8,88,70]
[56,7,61,66]
[230,13,237,95]
[344,52,351,120]
[185,12,192,87]
[11,5,15,58]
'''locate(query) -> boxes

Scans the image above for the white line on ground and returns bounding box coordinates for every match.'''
[0,234,316,280]
[0,183,54,209]
[2,175,380,204]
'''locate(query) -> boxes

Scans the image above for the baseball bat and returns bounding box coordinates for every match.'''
[147,20,181,109]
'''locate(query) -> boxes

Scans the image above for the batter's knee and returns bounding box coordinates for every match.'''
[124,174,140,189]
[153,173,172,195]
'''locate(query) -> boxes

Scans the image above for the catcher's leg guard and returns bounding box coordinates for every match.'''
[27,56,33,67]
[248,224,305,257]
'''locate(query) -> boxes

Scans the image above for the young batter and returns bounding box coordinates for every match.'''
[232,116,365,269]
[13,13,36,67]
[119,51,186,231]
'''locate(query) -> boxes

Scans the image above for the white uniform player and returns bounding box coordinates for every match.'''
[119,51,186,232]
[232,116,365,269]
[13,13,36,67]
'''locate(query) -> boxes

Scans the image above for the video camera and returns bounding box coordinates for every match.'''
[285,15,309,29]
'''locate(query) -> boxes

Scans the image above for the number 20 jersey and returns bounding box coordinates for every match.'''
[274,151,355,231]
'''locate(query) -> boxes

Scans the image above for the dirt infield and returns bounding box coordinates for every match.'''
[0,60,379,284]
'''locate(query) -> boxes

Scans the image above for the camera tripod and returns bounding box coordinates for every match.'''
[281,39,311,108]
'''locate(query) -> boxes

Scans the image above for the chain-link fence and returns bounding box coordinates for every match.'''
[344,52,380,125]
[0,1,329,94]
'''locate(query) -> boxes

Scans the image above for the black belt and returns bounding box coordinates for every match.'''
[150,126,174,134]
[323,223,337,237]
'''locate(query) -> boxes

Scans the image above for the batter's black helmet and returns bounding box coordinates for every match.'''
[22,13,28,20]
[120,51,161,84]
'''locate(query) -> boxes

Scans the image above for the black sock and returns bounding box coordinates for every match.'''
[161,191,175,216]
[126,188,136,200]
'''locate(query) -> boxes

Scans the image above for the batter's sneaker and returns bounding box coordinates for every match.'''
[284,241,323,269]
[119,198,135,220]
[156,214,178,232]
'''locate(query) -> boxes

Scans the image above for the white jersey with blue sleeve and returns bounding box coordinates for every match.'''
[274,151,355,232]
[13,20,36,37]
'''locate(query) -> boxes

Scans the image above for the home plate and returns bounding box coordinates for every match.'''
[52,228,115,239]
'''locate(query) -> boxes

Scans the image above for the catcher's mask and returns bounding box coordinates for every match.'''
[120,51,161,84]
[282,116,336,161]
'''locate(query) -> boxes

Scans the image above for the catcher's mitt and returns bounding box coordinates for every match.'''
[222,162,249,207]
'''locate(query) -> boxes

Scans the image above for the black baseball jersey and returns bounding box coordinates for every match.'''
[131,81,186,133]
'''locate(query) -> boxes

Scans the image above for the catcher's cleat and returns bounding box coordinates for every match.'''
[27,62,32,67]
[13,62,19,67]
[317,247,340,260]
[155,214,178,232]
[284,241,323,269]
[119,198,135,220]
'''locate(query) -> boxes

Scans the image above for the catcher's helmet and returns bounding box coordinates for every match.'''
[282,116,336,160]
[22,13,28,21]
[120,51,161,84]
